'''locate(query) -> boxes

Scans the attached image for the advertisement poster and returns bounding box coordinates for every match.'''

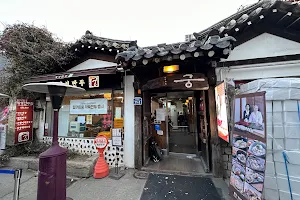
[229,92,267,200]
[215,82,230,142]
[15,99,34,144]
[70,98,108,115]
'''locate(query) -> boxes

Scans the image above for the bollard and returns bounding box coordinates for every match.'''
[13,169,22,200]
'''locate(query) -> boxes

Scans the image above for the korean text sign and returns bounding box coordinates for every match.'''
[15,99,34,144]
[70,98,108,115]
[229,92,267,200]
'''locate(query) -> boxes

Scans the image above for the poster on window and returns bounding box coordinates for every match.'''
[215,82,230,142]
[15,99,34,144]
[70,98,108,114]
[229,92,267,200]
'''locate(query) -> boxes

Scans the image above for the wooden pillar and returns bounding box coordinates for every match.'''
[134,92,143,169]
[208,88,222,177]
[207,66,223,177]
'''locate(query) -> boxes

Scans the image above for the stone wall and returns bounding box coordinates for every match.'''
[43,136,125,168]
[221,139,232,178]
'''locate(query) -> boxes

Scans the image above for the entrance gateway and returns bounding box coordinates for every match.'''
[115,30,235,177]
[140,73,211,173]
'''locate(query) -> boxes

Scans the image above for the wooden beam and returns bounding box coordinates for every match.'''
[208,86,223,178]
[134,89,143,169]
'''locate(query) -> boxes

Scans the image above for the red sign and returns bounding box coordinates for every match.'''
[15,99,34,144]
[88,76,100,88]
[94,135,108,149]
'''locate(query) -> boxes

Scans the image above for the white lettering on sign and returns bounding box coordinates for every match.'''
[55,74,73,79]
[94,137,108,149]
[173,74,205,88]
[133,97,142,105]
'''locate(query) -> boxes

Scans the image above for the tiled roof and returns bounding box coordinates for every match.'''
[116,29,236,66]
[193,0,300,41]
[71,30,137,53]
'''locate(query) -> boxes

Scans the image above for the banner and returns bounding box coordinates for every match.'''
[229,92,267,200]
[70,98,108,115]
[215,82,230,142]
[15,99,34,144]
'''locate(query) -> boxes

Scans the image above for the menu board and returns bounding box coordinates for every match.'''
[229,92,267,200]
[15,99,34,144]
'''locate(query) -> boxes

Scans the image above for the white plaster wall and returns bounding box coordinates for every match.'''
[224,33,300,61]
[123,74,135,168]
[216,60,300,81]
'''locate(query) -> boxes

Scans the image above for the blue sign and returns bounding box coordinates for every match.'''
[155,124,160,130]
[133,97,142,105]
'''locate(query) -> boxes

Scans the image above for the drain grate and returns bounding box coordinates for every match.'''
[134,171,149,179]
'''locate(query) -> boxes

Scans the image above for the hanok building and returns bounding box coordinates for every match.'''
[189,0,300,198]
[116,30,236,176]
[27,31,138,168]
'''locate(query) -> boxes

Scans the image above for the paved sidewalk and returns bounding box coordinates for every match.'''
[0,169,146,200]
[67,170,146,200]
[0,168,229,200]
[0,169,37,200]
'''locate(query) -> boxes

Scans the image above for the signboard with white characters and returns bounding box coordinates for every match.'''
[133,97,142,105]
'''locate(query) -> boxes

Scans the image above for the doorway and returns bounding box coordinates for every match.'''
[166,91,197,154]
[143,90,210,174]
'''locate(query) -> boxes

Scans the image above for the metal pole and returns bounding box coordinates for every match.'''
[13,169,22,200]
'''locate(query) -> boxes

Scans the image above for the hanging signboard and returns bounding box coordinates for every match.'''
[15,99,34,144]
[229,92,267,200]
[70,98,108,115]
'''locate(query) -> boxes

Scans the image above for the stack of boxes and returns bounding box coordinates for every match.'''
[239,78,300,200]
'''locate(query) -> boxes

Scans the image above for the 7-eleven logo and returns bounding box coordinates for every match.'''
[88,76,99,88]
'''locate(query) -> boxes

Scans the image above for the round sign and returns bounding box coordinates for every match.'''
[94,135,108,149]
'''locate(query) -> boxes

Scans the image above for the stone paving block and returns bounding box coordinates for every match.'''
[265,161,275,176]
[266,102,272,113]
[285,125,300,138]
[283,100,299,112]
[273,125,284,139]
[285,139,300,151]
[264,175,278,190]
[277,176,300,195]
[284,112,300,124]
[279,189,300,200]
[272,101,282,112]
[275,162,300,179]
[264,188,279,200]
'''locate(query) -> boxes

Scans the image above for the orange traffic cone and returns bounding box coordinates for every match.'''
[93,135,109,179]
[93,153,109,178]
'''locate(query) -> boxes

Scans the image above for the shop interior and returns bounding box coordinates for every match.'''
[143,91,209,174]
[45,90,124,139]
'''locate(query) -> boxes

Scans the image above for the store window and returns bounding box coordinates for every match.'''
[45,89,124,138]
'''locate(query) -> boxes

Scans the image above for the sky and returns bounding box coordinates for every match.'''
[0,0,258,47]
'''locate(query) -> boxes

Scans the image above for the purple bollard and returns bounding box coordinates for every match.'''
[37,87,67,200]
